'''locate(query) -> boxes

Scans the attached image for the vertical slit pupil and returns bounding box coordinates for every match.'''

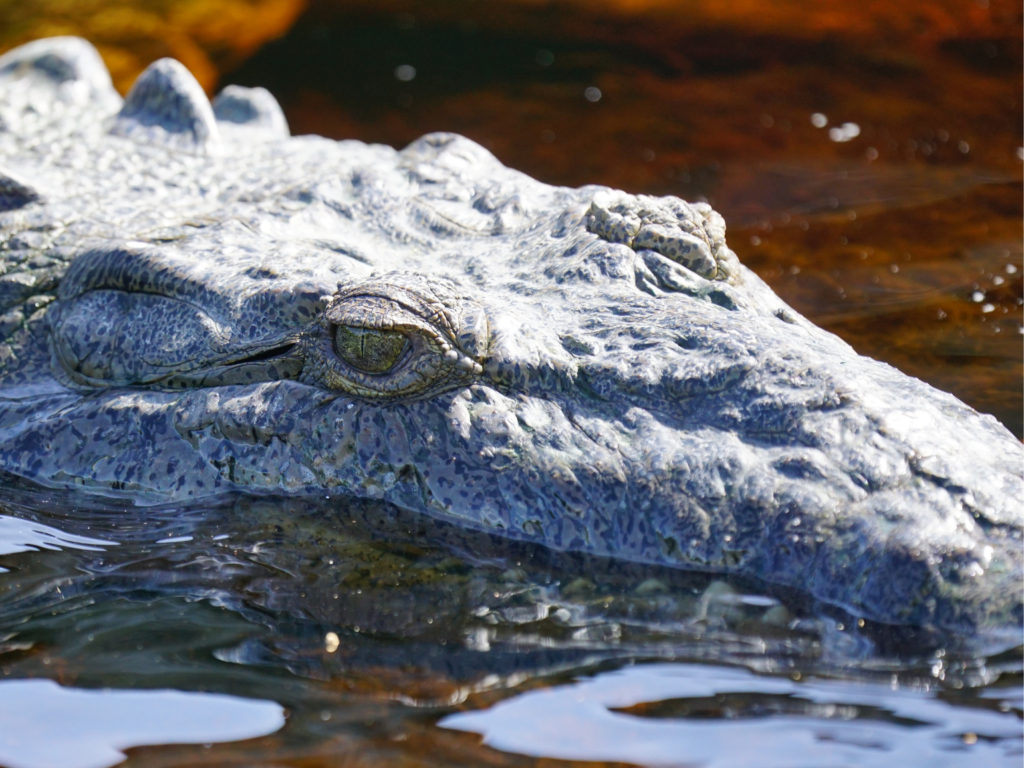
[333,325,409,374]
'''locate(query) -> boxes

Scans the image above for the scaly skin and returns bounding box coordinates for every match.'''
[0,38,1020,635]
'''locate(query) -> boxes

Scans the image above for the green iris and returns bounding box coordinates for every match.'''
[333,325,410,374]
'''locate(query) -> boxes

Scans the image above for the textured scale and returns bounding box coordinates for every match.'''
[0,37,1020,639]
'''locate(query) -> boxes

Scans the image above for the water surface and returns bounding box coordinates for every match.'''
[0,487,1019,767]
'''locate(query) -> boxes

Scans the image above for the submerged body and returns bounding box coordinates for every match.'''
[0,37,1020,635]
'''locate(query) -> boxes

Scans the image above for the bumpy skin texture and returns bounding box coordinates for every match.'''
[0,38,1020,636]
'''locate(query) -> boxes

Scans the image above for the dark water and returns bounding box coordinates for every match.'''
[0,2,1022,766]
[0,487,1020,767]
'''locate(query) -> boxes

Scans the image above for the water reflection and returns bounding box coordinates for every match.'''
[0,489,1019,765]
[0,515,113,558]
[0,680,284,768]
[443,663,1023,767]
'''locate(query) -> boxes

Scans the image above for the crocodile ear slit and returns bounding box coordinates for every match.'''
[110,58,221,155]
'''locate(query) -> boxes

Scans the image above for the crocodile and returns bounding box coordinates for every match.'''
[0,37,1020,637]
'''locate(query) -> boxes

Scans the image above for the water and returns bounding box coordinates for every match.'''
[0,1,1021,765]
[443,664,1021,767]
[0,486,1019,767]
[0,681,284,768]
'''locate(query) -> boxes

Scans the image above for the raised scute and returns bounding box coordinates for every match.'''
[213,85,289,142]
[0,36,121,113]
[399,132,505,179]
[110,58,221,155]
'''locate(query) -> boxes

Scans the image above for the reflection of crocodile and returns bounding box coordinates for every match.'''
[0,37,1020,636]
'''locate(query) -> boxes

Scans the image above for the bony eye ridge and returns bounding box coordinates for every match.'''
[333,325,409,374]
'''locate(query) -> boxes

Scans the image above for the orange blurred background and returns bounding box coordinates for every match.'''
[0,0,307,93]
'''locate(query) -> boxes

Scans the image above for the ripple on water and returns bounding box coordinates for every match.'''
[442,663,1024,767]
[0,680,285,768]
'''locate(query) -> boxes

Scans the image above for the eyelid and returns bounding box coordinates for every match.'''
[301,281,486,399]
[324,297,454,355]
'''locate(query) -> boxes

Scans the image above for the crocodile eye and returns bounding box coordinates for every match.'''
[333,326,409,374]
[301,277,488,401]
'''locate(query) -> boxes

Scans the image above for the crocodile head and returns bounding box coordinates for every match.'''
[0,38,1021,635]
